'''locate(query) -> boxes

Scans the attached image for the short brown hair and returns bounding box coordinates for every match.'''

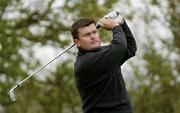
[71,18,96,39]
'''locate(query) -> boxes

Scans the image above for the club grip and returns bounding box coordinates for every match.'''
[96,10,119,29]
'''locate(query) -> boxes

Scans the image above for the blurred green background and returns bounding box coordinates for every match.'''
[0,0,179,113]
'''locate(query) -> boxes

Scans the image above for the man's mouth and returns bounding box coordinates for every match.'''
[91,40,99,44]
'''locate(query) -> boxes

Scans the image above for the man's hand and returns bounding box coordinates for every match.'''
[98,18,119,30]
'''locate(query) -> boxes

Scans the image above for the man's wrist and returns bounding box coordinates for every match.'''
[113,23,120,29]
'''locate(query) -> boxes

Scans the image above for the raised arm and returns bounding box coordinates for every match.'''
[117,20,137,66]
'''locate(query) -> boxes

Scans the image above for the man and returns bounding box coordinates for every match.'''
[71,16,137,113]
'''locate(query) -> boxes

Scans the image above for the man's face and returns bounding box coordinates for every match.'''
[74,23,101,51]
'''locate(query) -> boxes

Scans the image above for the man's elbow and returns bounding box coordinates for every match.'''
[130,48,137,57]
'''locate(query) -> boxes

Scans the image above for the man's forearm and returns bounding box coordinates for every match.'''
[121,20,137,54]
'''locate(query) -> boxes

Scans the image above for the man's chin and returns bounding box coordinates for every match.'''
[91,45,100,50]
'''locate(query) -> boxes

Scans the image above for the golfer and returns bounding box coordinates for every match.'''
[71,17,137,113]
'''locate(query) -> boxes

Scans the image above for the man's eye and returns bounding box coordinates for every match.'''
[84,33,91,37]
[92,30,97,34]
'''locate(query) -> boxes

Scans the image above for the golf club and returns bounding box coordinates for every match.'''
[9,43,75,101]
[9,10,120,101]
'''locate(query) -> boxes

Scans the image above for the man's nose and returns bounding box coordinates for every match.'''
[90,33,96,39]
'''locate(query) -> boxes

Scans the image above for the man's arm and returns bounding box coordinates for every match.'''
[118,20,137,66]
[122,20,137,56]
[99,18,137,59]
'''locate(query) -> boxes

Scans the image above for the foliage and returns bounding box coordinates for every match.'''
[129,0,180,113]
[130,46,180,113]
[0,0,179,113]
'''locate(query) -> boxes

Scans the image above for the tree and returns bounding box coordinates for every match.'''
[1,0,179,113]
[128,0,180,113]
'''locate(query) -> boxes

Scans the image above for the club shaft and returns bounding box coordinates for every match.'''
[17,44,75,86]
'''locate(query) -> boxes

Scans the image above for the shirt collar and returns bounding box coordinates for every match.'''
[77,47,100,56]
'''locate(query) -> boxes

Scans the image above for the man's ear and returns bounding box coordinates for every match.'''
[73,39,80,47]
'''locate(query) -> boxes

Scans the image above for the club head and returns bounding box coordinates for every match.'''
[9,89,16,101]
